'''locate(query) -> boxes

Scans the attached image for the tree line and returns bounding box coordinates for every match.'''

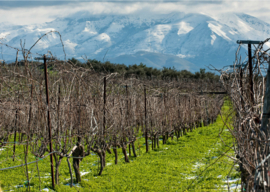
[68,58,219,81]
[5,57,219,81]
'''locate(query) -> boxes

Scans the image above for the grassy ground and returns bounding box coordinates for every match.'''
[0,100,239,191]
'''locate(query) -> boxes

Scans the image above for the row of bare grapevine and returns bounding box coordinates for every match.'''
[219,38,270,191]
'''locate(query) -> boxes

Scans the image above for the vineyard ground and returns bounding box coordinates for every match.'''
[0,100,240,192]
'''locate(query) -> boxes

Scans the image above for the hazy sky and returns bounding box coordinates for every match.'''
[0,0,270,25]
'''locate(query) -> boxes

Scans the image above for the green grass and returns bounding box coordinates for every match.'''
[0,100,239,191]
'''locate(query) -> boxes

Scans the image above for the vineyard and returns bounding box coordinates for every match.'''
[0,32,233,191]
[0,24,270,192]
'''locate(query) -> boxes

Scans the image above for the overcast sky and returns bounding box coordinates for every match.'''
[0,0,270,25]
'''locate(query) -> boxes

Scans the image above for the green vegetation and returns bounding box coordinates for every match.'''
[71,58,219,80]
[0,100,238,191]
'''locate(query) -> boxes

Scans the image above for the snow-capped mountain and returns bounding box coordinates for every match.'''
[0,12,270,71]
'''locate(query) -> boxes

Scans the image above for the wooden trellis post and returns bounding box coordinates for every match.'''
[144,85,148,152]
[261,60,270,136]
[103,76,106,138]
[34,55,55,189]
[237,40,263,105]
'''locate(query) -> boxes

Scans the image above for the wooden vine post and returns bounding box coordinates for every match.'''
[126,85,131,157]
[144,85,148,152]
[103,76,106,138]
[248,43,254,104]
[237,40,263,105]
[57,85,61,139]
[35,55,55,189]
[13,92,19,161]
[25,84,33,190]
[44,55,55,189]
[240,67,243,108]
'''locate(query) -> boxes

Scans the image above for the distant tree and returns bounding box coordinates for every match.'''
[179,70,193,79]
[68,57,82,66]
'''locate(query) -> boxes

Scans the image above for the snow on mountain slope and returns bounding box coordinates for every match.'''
[1,12,270,71]
[107,51,196,71]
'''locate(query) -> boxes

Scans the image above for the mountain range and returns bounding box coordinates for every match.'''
[1,11,270,71]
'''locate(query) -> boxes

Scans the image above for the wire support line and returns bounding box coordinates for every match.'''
[0,151,91,171]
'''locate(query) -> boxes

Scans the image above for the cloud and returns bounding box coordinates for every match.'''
[0,1,270,25]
